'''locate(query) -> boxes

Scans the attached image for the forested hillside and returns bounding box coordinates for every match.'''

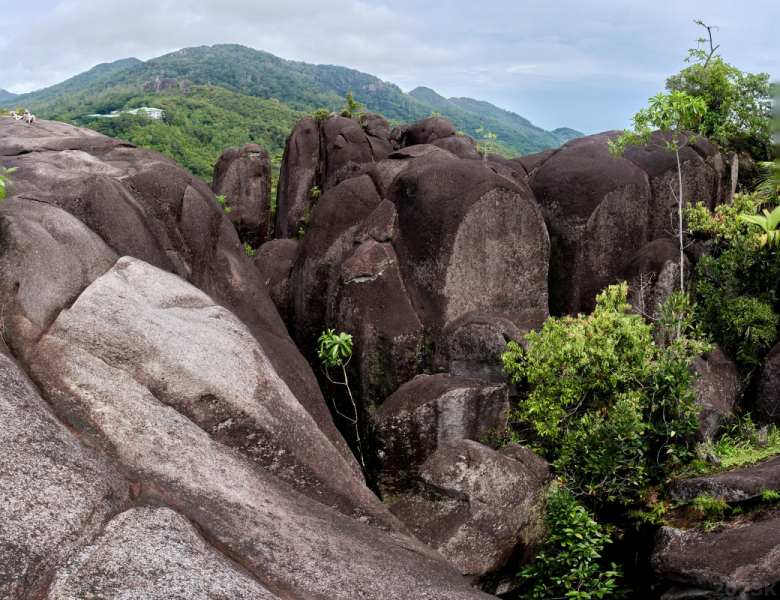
[4,45,582,179]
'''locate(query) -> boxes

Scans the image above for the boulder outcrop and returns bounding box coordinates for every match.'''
[527,131,735,315]
[211,142,272,247]
[690,345,743,441]
[371,374,510,500]
[275,113,393,239]
[288,135,550,438]
[390,440,550,594]
[0,116,355,469]
[652,515,780,593]
[672,456,780,503]
[433,311,542,382]
[253,238,299,325]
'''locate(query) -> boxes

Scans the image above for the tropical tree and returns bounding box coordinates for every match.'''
[608,91,707,297]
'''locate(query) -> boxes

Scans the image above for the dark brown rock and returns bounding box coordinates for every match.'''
[360,113,391,141]
[392,159,550,332]
[510,148,559,176]
[1,115,134,155]
[330,239,427,437]
[371,374,510,501]
[212,142,272,248]
[290,175,383,363]
[618,238,692,322]
[390,440,550,594]
[529,131,732,315]
[253,239,299,326]
[430,135,483,160]
[652,515,780,593]
[691,345,743,441]
[403,117,457,146]
[759,342,780,425]
[433,311,543,382]
[320,115,392,191]
[275,116,320,240]
[671,456,780,503]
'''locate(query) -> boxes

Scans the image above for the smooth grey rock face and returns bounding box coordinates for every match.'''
[672,456,780,503]
[46,505,281,600]
[253,238,299,325]
[33,256,397,531]
[652,515,780,593]
[372,374,510,501]
[0,347,129,600]
[390,440,550,594]
[29,306,492,600]
[0,197,118,361]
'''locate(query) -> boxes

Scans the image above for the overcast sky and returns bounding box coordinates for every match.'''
[1,0,777,134]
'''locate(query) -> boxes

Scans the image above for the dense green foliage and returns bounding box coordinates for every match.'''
[687,195,780,366]
[502,284,709,504]
[81,85,306,180]
[665,23,772,160]
[517,487,627,599]
[317,329,354,368]
[5,45,582,180]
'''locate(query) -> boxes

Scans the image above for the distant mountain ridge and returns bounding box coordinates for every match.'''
[0,89,18,101]
[3,45,583,177]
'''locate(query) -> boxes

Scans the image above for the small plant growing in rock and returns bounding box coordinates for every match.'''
[297,207,311,241]
[317,329,366,470]
[312,108,329,125]
[216,194,231,214]
[341,92,365,121]
[310,185,321,199]
[244,243,255,258]
[0,167,17,201]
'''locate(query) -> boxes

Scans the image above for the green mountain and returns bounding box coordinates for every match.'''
[0,89,17,101]
[5,45,582,179]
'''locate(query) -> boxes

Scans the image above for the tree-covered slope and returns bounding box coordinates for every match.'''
[5,44,582,176]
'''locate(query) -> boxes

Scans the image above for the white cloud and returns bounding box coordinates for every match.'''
[3,0,778,133]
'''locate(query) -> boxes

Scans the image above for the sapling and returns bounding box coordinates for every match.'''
[317,329,366,470]
[608,91,707,336]
[0,167,17,201]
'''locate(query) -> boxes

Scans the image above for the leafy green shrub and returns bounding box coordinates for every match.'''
[517,486,627,599]
[502,284,708,504]
[312,108,329,124]
[707,412,780,470]
[665,21,772,159]
[687,195,780,366]
[0,167,17,201]
[216,194,231,214]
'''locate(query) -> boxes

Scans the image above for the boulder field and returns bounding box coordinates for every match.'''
[0,113,755,598]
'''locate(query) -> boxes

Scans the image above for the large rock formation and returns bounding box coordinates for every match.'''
[288,135,550,444]
[275,113,394,239]
[690,345,743,441]
[526,131,735,315]
[390,440,551,594]
[0,116,355,470]
[672,456,780,503]
[211,142,272,248]
[371,374,510,500]
[1,117,497,600]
